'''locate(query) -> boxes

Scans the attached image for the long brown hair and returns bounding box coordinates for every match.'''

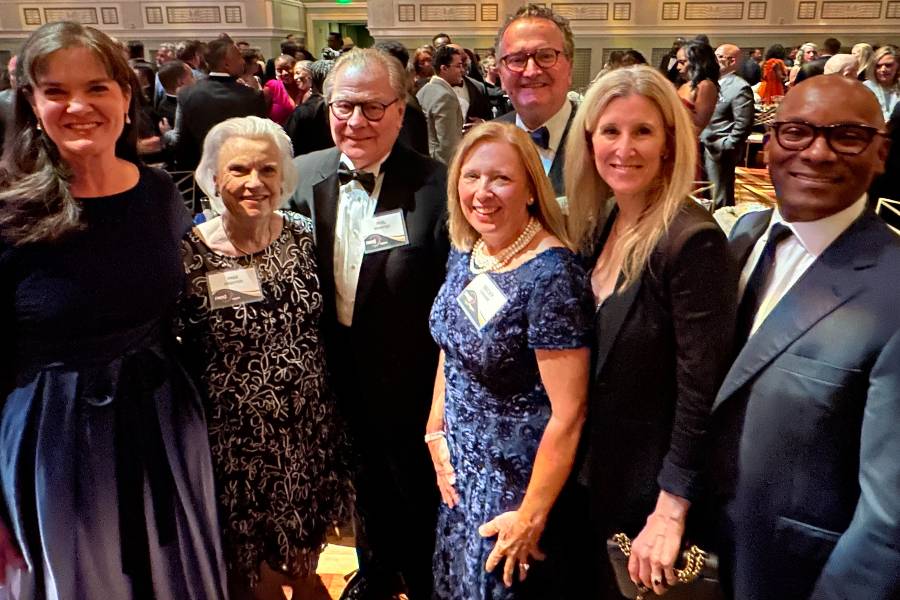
[0,21,140,246]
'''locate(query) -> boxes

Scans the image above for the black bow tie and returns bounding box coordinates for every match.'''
[338,164,376,194]
[529,126,550,150]
[451,82,465,88]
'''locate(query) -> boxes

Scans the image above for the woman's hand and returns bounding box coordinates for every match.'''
[478,511,547,588]
[426,435,459,508]
[628,490,690,596]
[0,519,24,584]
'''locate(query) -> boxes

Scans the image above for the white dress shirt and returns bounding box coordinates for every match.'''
[739,195,866,335]
[333,153,387,326]
[452,80,470,120]
[514,100,573,175]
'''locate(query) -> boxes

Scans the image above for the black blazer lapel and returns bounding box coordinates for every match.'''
[590,206,643,379]
[713,212,883,411]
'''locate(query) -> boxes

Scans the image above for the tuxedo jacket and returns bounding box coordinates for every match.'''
[700,73,754,158]
[285,144,449,450]
[175,75,266,169]
[497,101,576,196]
[710,208,900,600]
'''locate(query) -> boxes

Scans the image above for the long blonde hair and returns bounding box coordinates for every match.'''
[447,121,571,251]
[564,65,696,288]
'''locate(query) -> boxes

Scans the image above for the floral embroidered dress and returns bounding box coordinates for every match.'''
[177,211,352,590]
[429,247,592,600]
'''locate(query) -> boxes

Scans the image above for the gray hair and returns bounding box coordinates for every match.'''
[323,48,406,102]
[195,116,298,214]
[495,3,575,59]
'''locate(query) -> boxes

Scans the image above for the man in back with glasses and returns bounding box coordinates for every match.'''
[286,48,449,600]
[709,76,900,600]
[495,4,576,196]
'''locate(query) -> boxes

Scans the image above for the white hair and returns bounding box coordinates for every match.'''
[195,116,298,214]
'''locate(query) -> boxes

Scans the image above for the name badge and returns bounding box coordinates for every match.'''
[457,273,508,331]
[364,209,409,253]
[206,267,265,309]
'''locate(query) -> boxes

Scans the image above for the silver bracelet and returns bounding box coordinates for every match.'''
[424,431,446,443]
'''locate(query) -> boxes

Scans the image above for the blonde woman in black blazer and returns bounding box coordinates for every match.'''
[565,66,738,599]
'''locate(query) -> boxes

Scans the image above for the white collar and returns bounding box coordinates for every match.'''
[770,194,866,257]
[208,71,231,78]
[340,152,389,177]
[515,100,573,153]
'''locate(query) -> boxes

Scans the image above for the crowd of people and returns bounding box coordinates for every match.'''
[0,4,898,600]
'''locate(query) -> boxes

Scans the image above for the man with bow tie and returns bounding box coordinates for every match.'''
[709,76,900,600]
[286,48,449,600]
[416,44,465,165]
[495,4,577,196]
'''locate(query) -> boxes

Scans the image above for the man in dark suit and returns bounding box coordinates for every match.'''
[495,4,576,196]
[794,37,841,85]
[702,44,754,208]
[737,47,762,86]
[710,76,900,600]
[286,48,448,600]
[174,39,266,170]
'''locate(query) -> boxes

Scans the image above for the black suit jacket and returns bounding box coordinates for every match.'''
[709,209,900,600]
[398,95,430,156]
[463,76,493,122]
[283,93,334,157]
[585,201,737,539]
[175,75,266,169]
[497,100,576,196]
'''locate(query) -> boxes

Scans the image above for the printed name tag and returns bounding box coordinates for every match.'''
[364,209,409,253]
[206,267,265,309]
[457,273,508,331]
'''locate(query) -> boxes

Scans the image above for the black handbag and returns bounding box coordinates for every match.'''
[606,533,724,600]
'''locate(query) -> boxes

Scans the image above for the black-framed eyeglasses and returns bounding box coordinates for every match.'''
[500,48,563,72]
[328,98,399,122]
[769,121,886,155]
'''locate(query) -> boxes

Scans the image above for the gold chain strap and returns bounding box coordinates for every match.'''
[613,532,708,585]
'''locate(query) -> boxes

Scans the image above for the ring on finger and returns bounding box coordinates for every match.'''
[652,576,663,586]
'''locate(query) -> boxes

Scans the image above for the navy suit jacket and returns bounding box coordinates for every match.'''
[710,208,900,600]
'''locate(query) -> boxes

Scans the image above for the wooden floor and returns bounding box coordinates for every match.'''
[270,536,357,600]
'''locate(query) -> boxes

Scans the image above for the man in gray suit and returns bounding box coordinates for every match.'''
[416,44,465,164]
[702,44,755,208]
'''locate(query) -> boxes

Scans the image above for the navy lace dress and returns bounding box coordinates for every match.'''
[429,247,592,600]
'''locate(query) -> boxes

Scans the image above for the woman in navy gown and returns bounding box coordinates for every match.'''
[0,22,226,599]
[427,122,592,599]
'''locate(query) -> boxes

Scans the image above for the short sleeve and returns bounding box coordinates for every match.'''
[526,251,593,349]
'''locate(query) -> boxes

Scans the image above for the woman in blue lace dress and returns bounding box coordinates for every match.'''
[427,122,592,600]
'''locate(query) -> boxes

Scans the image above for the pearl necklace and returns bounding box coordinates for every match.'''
[469,218,542,274]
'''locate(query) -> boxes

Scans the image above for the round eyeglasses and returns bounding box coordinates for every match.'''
[499,48,563,73]
[329,98,399,122]
[769,121,886,156]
